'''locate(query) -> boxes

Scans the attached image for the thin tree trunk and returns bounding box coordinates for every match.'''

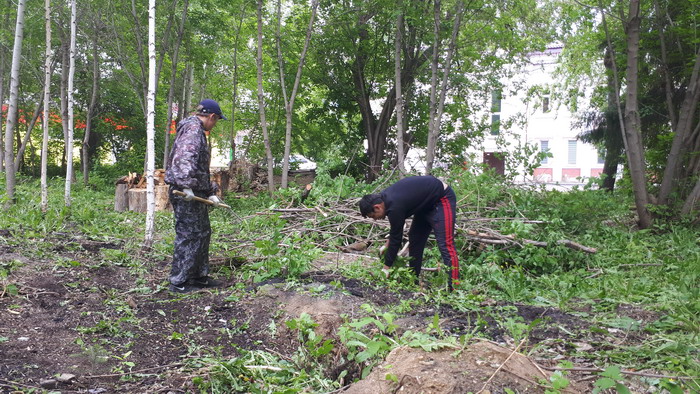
[65,0,76,207]
[257,0,274,194]
[278,0,318,188]
[430,1,462,173]
[229,12,244,172]
[0,2,8,174]
[3,0,26,205]
[41,0,52,212]
[657,48,700,205]
[145,0,157,246]
[425,0,441,174]
[0,2,10,174]
[178,63,189,120]
[394,2,406,177]
[60,40,68,171]
[14,97,44,171]
[185,64,193,115]
[601,48,622,192]
[681,177,700,215]
[83,25,100,186]
[163,0,188,170]
[654,1,677,132]
[621,0,652,228]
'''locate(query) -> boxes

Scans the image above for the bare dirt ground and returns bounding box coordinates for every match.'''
[0,230,663,393]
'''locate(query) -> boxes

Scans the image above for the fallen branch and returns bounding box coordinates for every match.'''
[478,338,527,393]
[539,365,699,380]
[82,362,185,379]
[464,230,597,254]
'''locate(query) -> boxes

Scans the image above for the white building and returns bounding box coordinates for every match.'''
[480,46,603,185]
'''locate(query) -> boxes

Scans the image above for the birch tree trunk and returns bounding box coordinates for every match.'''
[145,0,157,246]
[3,0,26,205]
[394,3,406,177]
[41,0,52,211]
[65,0,76,207]
[277,0,318,188]
[257,0,275,194]
[163,0,188,170]
[83,24,100,186]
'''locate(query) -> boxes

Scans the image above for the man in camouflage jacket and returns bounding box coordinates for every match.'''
[165,99,227,293]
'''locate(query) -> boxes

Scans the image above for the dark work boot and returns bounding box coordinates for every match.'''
[188,277,222,288]
[169,282,204,293]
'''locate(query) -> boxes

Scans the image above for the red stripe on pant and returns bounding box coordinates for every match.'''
[440,196,459,288]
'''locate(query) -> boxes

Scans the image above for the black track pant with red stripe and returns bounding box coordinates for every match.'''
[408,186,459,291]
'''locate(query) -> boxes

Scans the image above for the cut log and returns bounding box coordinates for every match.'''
[155,185,171,211]
[114,184,129,212]
[128,188,147,213]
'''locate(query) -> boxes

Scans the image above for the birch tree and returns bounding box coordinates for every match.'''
[3,0,26,205]
[41,0,52,211]
[256,0,274,194]
[276,0,319,188]
[145,0,157,245]
[64,0,76,207]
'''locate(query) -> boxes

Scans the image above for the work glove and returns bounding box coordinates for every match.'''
[207,195,222,207]
[378,239,389,256]
[182,188,195,201]
[381,266,391,279]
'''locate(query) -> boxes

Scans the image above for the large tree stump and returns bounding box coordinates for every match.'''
[115,184,129,212]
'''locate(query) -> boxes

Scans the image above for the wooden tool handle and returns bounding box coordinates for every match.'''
[173,190,231,209]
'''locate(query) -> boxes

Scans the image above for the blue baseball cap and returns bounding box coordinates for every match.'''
[197,99,227,120]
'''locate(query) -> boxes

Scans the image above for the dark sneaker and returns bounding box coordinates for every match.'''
[169,282,204,293]
[188,277,222,288]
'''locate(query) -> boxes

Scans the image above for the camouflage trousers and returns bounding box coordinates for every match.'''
[169,188,211,286]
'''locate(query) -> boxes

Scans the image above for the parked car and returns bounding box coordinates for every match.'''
[289,155,317,171]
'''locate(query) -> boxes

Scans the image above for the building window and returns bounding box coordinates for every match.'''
[543,95,550,113]
[491,90,502,113]
[490,114,500,135]
[567,140,577,164]
[597,150,605,164]
[540,140,550,164]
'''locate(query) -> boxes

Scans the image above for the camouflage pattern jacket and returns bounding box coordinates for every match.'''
[165,116,219,195]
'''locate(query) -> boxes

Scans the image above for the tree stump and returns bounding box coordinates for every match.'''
[128,189,147,212]
[115,184,129,212]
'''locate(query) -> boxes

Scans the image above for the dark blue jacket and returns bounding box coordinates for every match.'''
[382,176,446,266]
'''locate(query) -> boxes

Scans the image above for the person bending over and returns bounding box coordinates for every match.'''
[359,175,459,291]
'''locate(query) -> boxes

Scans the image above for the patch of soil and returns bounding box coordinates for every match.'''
[0,229,660,393]
[301,270,414,306]
[344,341,585,393]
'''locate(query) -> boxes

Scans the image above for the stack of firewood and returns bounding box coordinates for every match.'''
[114,170,170,212]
